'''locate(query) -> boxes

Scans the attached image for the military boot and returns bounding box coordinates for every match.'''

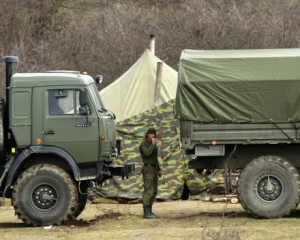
[150,205,160,218]
[143,205,156,219]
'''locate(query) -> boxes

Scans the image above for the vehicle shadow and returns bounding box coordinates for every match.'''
[0,222,28,228]
[0,219,96,228]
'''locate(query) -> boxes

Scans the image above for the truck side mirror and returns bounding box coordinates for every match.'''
[79,88,90,116]
[94,75,102,84]
[79,88,87,106]
[79,106,88,116]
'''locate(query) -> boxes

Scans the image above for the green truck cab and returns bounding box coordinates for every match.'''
[0,56,134,226]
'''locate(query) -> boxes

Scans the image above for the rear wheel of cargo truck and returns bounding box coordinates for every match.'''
[12,164,78,226]
[237,156,300,218]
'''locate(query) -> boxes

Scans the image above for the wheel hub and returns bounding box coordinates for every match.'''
[255,174,282,201]
[30,184,59,212]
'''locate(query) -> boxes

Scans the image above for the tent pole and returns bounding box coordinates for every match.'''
[150,34,155,55]
[154,62,163,107]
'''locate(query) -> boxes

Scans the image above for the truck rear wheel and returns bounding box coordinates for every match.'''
[237,155,300,218]
[12,164,78,226]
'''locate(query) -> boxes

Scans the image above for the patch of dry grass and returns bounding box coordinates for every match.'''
[1,200,300,239]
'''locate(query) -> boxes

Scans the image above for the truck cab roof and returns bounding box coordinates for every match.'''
[10,72,95,88]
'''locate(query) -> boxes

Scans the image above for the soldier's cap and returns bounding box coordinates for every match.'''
[146,127,156,135]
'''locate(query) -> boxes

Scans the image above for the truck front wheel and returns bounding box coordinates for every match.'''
[71,181,89,219]
[237,155,300,218]
[12,164,78,226]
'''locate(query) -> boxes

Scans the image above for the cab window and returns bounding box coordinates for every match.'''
[49,90,89,115]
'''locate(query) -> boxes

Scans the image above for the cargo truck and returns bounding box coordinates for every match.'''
[175,49,300,218]
[0,56,134,226]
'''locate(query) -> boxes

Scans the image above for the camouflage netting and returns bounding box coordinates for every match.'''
[93,100,224,201]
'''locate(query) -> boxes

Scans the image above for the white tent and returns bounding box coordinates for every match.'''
[99,49,178,122]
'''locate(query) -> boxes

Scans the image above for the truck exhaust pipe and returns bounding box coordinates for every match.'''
[2,56,19,154]
[3,56,19,98]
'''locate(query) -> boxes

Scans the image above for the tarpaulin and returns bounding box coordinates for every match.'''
[174,49,300,123]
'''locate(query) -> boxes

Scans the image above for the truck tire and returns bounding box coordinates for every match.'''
[71,181,89,219]
[12,164,78,226]
[237,155,300,218]
[72,193,88,219]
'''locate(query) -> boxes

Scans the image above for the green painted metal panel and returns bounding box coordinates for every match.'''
[10,88,32,148]
[10,88,31,126]
[43,88,99,163]
[10,72,94,88]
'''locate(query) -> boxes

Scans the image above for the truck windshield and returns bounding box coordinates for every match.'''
[88,83,105,111]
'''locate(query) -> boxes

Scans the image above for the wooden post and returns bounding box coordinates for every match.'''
[150,34,155,55]
[154,62,163,107]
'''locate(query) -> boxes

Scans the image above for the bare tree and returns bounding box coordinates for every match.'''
[1,0,300,96]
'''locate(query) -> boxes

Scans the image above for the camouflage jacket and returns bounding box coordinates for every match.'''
[139,139,161,170]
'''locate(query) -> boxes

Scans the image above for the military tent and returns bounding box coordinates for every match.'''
[99,49,178,122]
[94,50,224,201]
[94,100,224,201]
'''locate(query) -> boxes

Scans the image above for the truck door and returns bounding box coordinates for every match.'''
[43,88,99,163]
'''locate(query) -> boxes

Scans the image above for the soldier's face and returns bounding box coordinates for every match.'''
[147,133,156,140]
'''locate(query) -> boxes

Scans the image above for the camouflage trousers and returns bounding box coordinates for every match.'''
[142,166,158,206]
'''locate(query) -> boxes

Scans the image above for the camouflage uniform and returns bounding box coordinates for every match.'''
[140,127,161,219]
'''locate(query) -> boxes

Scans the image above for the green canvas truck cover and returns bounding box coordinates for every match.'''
[174,49,300,123]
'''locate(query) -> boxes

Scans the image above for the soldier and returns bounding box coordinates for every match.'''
[139,127,162,219]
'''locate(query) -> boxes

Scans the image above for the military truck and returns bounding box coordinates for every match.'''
[174,49,300,218]
[0,56,134,226]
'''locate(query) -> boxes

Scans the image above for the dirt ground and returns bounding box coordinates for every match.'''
[1,199,300,240]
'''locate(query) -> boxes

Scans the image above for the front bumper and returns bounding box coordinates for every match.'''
[108,163,135,179]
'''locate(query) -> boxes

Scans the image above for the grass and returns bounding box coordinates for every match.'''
[1,199,300,239]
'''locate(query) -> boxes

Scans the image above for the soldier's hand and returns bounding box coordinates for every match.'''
[158,171,162,178]
[151,137,156,144]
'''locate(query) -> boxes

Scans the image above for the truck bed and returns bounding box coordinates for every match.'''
[180,120,300,149]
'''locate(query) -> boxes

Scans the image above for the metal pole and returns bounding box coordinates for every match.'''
[150,34,155,55]
[3,56,19,155]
